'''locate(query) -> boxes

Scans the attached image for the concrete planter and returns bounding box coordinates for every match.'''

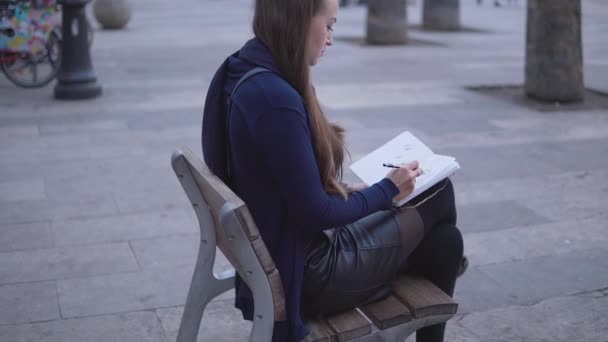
[525,0,584,102]
[422,0,460,31]
[93,0,132,30]
[366,0,408,45]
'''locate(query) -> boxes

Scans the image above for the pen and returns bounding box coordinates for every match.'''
[382,163,400,169]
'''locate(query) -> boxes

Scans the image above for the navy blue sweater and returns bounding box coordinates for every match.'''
[204,38,399,341]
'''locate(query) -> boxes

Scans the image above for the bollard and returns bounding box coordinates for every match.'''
[54,0,102,100]
[422,0,460,31]
[525,0,583,102]
[366,0,408,45]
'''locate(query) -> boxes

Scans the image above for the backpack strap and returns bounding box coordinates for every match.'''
[225,67,271,185]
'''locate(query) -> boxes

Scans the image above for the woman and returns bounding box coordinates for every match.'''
[201,0,464,341]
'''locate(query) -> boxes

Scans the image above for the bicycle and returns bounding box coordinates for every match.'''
[0,0,63,88]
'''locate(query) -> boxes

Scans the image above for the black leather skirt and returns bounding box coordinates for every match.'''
[301,208,421,317]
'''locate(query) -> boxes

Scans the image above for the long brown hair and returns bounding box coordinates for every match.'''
[253,0,348,198]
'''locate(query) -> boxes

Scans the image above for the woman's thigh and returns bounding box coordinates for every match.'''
[302,210,410,316]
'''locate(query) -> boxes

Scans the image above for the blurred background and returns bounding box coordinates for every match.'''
[0,0,607,341]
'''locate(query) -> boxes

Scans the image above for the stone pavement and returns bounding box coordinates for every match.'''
[1,0,607,341]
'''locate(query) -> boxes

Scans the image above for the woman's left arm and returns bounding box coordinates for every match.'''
[254,106,398,231]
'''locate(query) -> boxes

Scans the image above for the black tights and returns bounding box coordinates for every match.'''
[395,178,463,342]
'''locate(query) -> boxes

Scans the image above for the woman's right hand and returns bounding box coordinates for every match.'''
[386,161,423,202]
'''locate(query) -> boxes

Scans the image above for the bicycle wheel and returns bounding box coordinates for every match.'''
[0,31,61,88]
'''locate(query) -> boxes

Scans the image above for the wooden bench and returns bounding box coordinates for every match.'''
[171,147,458,342]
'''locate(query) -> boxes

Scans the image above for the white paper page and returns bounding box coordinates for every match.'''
[350,131,435,186]
[350,131,460,205]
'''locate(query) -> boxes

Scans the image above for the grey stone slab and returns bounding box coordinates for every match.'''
[0,125,39,139]
[477,248,608,304]
[0,179,46,202]
[453,268,520,314]
[534,138,608,173]
[457,200,552,233]
[0,136,92,164]
[156,300,252,342]
[129,234,232,273]
[130,234,198,269]
[125,110,200,130]
[441,143,559,182]
[0,281,59,325]
[0,221,53,252]
[405,315,481,342]
[53,209,197,247]
[459,295,608,342]
[39,154,173,199]
[521,191,608,223]
[0,242,138,284]
[57,263,192,318]
[38,120,128,136]
[0,311,166,342]
[463,216,608,267]
[316,82,465,110]
[0,194,119,225]
[454,169,608,207]
[113,185,191,214]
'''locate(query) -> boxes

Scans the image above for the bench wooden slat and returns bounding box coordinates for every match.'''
[392,275,458,319]
[184,148,261,241]
[325,309,371,341]
[179,149,286,321]
[360,294,412,330]
[267,268,286,321]
[303,320,336,342]
[250,236,276,274]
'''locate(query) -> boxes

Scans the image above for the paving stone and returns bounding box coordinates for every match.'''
[156,300,252,342]
[0,125,39,139]
[0,311,165,342]
[441,143,559,182]
[41,155,174,200]
[454,169,608,206]
[0,0,606,341]
[521,191,608,223]
[477,248,608,304]
[0,136,91,163]
[459,295,608,342]
[0,194,119,225]
[463,216,608,267]
[53,209,197,246]
[457,199,552,233]
[38,120,128,136]
[534,138,608,172]
[113,185,190,214]
[316,82,466,110]
[57,264,192,318]
[0,221,53,252]
[0,179,46,202]
[405,316,481,342]
[0,242,138,284]
[129,234,232,273]
[0,281,59,325]
[453,268,521,314]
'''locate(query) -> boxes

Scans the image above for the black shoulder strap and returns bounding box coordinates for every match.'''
[225,67,271,184]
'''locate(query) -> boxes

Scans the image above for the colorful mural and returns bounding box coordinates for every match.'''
[0,0,59,53]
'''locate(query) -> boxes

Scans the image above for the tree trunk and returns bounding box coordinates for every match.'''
[422,0,460,31]
[366,0,408,45]
[525,0,584,102]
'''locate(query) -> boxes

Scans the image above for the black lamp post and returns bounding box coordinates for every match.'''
[54,0,102,100]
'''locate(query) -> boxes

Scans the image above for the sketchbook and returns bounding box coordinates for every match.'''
[350,131,460,207]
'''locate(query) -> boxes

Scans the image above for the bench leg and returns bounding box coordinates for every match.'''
[176,242,236,342]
